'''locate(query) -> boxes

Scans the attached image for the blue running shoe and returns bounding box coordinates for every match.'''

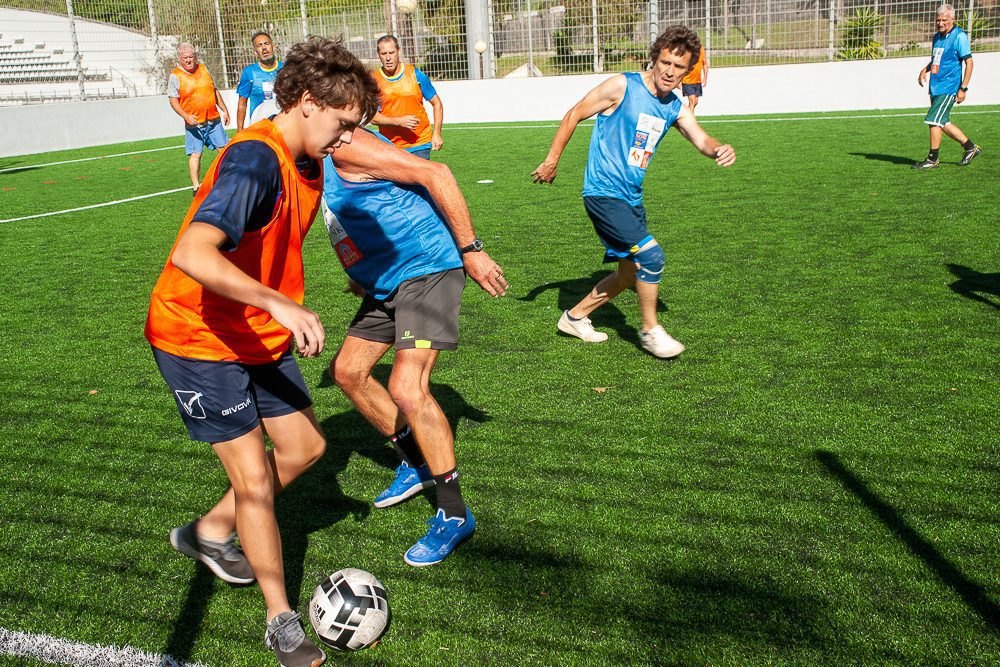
[373,461,433,508]
[404,508,476,567]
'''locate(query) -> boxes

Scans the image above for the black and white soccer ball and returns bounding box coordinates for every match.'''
[309,568,390,651]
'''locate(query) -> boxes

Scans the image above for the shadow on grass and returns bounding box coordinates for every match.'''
[946,263,1000,309]
[816,450,1000,632]
[0,166,40,175]
[519,270,668,347]
[161,566,216,663]
[848,152,916,165]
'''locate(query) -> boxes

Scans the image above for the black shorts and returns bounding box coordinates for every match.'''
[348,268,465,350]
[582,196,653,262]
[682,83,703,97]
[151,346,312,443]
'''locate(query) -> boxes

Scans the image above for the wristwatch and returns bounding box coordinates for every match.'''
[959,86,969,92]
[459,238,484,254]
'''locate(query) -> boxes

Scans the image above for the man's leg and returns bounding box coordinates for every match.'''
[390,348,475,566]
[332,336,431,506]
[942,122,969,146]
[188,152,202,190]
[688,95,699,113]
[568,259,637,320]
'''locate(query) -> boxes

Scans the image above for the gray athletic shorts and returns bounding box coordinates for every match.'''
[348,268,465,350]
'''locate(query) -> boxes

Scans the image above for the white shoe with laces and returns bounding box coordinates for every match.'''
[640,325,685,358]
[557,310,608,343]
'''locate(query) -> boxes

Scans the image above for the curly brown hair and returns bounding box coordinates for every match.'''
[274,36,380,121]
[648,26,701,70]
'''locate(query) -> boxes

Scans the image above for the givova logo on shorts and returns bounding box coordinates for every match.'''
[175,390,206,419]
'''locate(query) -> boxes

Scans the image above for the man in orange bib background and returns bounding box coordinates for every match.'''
[148,37,379,667]
[681,44,708,115]
[371,35,444,159]
[168,43,231,194]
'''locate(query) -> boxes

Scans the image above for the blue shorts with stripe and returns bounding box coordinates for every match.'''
[924,94,957,128]
[582,195,654,262]
[185,118,229,155]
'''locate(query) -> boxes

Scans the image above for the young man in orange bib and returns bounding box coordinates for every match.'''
[371,35,444,158]
[167,43,231,193]
[147,37,378,667]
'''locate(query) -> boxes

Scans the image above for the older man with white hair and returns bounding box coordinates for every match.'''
[168,43,231,192]
[913,4,981,169]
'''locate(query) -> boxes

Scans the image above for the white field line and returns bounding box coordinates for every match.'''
[0,186,191,224]
[0,145,182,174]
[445,108,1000,130]
[0,627,209,667]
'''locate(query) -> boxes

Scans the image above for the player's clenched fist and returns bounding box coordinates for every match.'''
[714,144,736,167]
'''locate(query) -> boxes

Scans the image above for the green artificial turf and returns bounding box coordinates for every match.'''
[0,108,997,666]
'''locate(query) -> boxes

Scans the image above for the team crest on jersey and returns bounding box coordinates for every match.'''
[323,201,364,269]
[627,113,667,168]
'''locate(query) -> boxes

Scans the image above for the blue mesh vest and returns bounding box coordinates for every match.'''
[583,73,683,207]
[321,139,462,301]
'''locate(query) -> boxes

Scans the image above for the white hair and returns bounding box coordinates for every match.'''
[178,42,196,55]
[936,4,955,17]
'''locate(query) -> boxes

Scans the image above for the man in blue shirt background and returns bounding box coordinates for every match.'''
[236,32,283,131]
[913,4,981,169]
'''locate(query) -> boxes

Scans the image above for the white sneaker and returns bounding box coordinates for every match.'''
[557,310,608,343]
[640,325,685,358]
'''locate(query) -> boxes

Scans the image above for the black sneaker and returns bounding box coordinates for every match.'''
[169,521,255,584]
[912,157,940,170]
[265,611,326,667]
[959,144,982,166]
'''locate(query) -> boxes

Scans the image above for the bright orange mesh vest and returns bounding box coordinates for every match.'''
[374,64,433,148]
[173,64,221,124]
[145,120,322,363]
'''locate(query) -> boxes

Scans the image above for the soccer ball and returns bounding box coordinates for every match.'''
[309,568,390,651]
[396,0,417,14]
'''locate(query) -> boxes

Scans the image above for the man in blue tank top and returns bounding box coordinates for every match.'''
[913,4,981,169]
[236,32,284,131]
[532,26,735,359]
[322,129,507,566]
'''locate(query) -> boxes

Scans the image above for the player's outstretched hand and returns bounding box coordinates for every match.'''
[271,298,326,357]
[463,251,508,298]
[531,160,558,183]
[714,144,736,167]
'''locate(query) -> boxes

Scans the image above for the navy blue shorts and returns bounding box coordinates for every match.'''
[151,346,312,443]
[583,195,653,262]
[682,83,703,97]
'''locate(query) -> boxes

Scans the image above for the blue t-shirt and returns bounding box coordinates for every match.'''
[929,27,971,97]
[320,133,462,300]
[236,61,283,117]
[194,140,318,250]
[582,73,683,207]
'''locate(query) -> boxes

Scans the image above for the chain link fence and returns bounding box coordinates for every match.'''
[1,0,997,104]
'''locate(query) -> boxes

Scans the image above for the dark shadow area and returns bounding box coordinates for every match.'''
[519,270,667,347]
[946,264,1000,309]
[848,152,918,165]
[816,450,999,632]
[160,566,216,665]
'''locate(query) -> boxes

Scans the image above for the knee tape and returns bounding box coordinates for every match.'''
[633,242,665,284]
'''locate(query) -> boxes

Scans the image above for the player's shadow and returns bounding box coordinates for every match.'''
[160,566,216,665]
[815,450,1000,632]
[946,263,1000,309]
[0,165,41,175]
[519,270,667,347]
[847,152,916,165]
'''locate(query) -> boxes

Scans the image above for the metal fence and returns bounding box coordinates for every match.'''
[1,0,997,104]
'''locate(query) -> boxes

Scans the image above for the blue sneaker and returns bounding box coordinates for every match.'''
[373,461,433,508]
[404,508,476,567]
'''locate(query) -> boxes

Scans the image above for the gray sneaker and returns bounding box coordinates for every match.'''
[265,611,326,667]
[169,521,255,585]
[959,144,982,166]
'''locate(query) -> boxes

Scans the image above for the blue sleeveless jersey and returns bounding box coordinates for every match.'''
[321,141,463,301]
[929,27,971,97]
[583,73,683,206]
[236,61,283,117]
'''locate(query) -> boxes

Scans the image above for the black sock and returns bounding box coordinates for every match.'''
[433,468,466,519]
[928,149,940,161]
[565,310,582,322]
[962,139,975,151]
[390,426,425,467]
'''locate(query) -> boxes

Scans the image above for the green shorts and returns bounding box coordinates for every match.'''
[924,94,957,128]
[347,268,465,350]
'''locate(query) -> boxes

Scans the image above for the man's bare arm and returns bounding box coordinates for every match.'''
[530,74,628,183]
[674,105,736,166]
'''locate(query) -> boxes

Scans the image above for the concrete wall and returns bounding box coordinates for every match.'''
[2,53,998,157]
